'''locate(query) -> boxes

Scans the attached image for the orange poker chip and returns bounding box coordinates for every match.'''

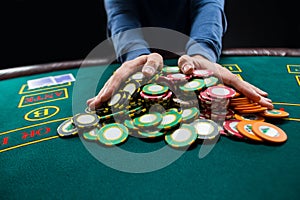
[234,105,262,111]
[230,101,252,107]
[260,109,289,118]
[230,97,250,102]
[234,103,259,108]
[238,107,268,114]
[251,122,288,143]
[236,121,264,142]
[234,113,265,122]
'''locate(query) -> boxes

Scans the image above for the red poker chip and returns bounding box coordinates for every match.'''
[162,90,173,100]
[167,73,191,81]
[223,119,244,139]
[206,85,236,99]
[193,69,214,78]
[140,91,167,101]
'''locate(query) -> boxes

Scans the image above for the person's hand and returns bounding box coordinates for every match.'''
[178,54,274,109]
[87,53,163,109]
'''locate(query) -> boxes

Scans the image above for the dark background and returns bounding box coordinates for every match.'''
[1,0,299,69]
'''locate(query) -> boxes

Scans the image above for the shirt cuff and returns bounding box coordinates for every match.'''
[186,41,218,62]
[122,48,151,62]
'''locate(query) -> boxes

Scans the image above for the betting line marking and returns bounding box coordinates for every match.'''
[0,117,71,136]
[0,136,59,153]
[272,102,300,107]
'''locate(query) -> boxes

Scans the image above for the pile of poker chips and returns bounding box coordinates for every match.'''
[57,65,290,147]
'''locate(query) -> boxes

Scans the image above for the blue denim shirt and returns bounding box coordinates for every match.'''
[104,0,227,63]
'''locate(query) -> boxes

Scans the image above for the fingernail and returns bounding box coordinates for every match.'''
[183,65,192,72]
[143,66,155,75]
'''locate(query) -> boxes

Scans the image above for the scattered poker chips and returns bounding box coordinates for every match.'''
[72,113,100,129]
[165,124,197,148]
[190,119,220,140]
[82,127,99,141]
[260,109,289,118]
[57,118,78,137]
[57,64,289,149]
[158,110,182,130]
[223,119,244,139]
[97,123,129,146]
[181,107,200,123]
[251,122,287,143]
[133,112,163,129]
[236,121,263,142]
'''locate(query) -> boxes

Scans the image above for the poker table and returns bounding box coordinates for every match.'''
[1,48,300,199]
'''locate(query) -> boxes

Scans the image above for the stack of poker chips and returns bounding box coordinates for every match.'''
[198,85,236,121]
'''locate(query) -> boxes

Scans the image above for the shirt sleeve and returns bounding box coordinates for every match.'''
[104,0,151,62]
[186,0,227,62]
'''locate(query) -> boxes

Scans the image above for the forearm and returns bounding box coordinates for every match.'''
[186,0,227,62]
[104,0,150,62]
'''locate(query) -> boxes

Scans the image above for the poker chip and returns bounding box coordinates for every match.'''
[57,118,78,137]
[181,107,200,123]
[223,119,244,139]
[192,69,214,78]
[82,127,99,141]
[133,112,163,128]
[140,91,167,101]
[84,106,96,114]
[236,120,263,142]
[167,73,191,81]
[204,76,219,87]
[124,119,139,131]
[260,109,289,118]
[138,130,165,138]
[107,91,128,109]
[158,110,182,130]
[179,79,205,92]
[123,81,141,95]
[142,84,169,96]
[162,66,180,74]
[129,72,145,82]
[206,85,236,99]
[234,113,265,122]
[165,124,197,148]
[238,107,268,114]
[251,122,288,143]
[97,123,129,146]
[190,119,220,140]
[72,113,99,129]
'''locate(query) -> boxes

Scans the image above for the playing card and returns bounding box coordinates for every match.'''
[27,77,56,89]
[53,73,76,84]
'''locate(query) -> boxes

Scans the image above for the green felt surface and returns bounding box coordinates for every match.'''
[1,57,300,200]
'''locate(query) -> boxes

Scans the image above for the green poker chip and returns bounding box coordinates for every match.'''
[133,112,163,128]
[158,110,182,130]
[190,118,220,140]
[179,79,205,92]
[142,84,169,96]
[204,76,219,87]
[57,118,78,137]
[72,113,99,129]
[138,130,165,138]
[165,124,197,148]
[124,119,139,131]
[82,127,99,141]
[97,123,129,146]
[182,107,200,123]
[162,66,180,74]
